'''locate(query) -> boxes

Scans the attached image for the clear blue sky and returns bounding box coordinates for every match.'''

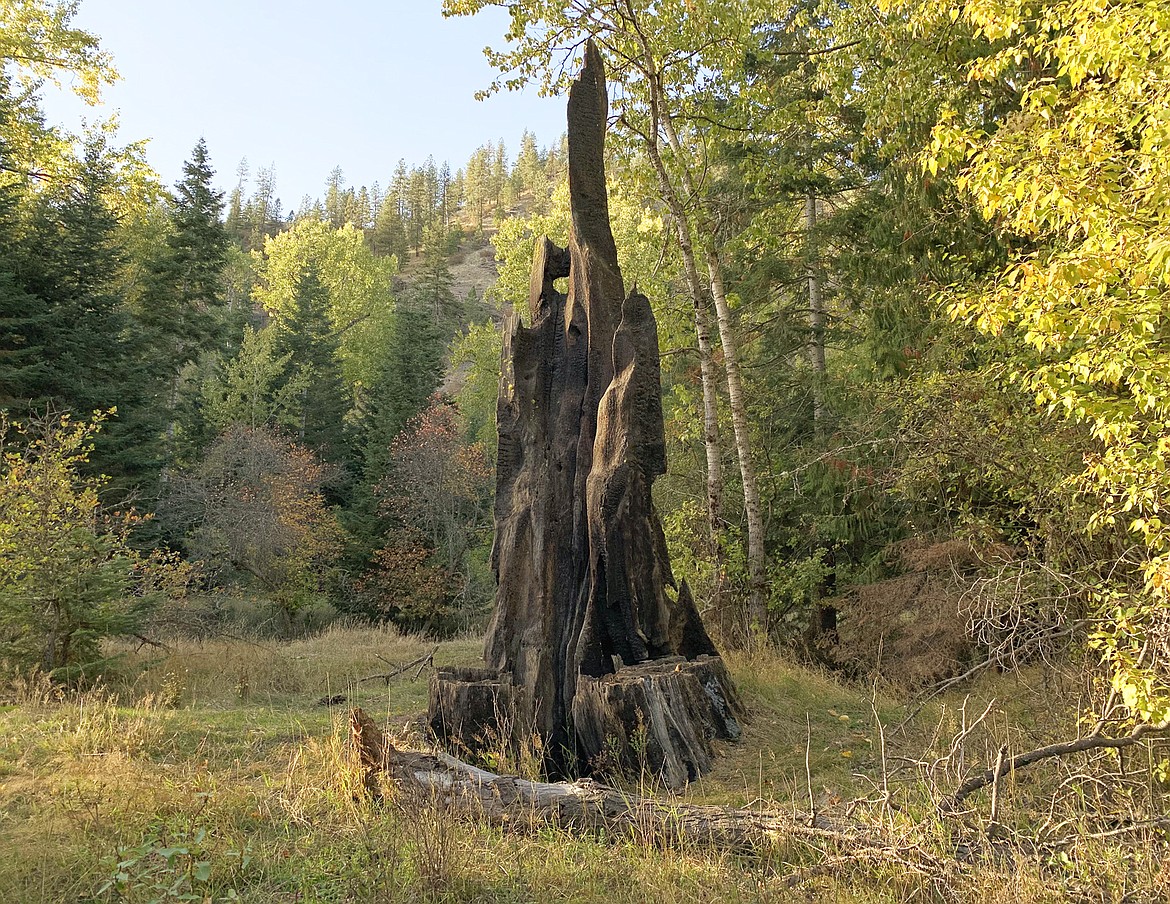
[42,0,569,205]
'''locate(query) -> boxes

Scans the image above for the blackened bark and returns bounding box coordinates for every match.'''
[429,40,739,788]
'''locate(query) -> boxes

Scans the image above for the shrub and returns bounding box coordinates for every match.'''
[163,425,343,617]
[0,412,181,678]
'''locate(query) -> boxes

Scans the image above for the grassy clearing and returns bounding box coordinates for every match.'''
[1,624,1166,903]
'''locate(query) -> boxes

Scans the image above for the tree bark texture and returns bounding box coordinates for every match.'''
[428,41,741,788]
[805,191,827,428]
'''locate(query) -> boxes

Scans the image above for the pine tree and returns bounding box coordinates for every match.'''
[246,163,278,249]
[414,232,460,332]
[347,296,445,567]
[438,161,452,230]
[516,129,547,213]
[9,140,162,496]
[19,144,127,412]
[0,267,46,409]
[352,186,372,230]
[356,294,443,482]
[225,157,249,248]
[324,165,347,227]
[464,147,489,231]
[132,139,235,483]
[0,101,49,408]
[491,140,508,213]
[370,200,409,261]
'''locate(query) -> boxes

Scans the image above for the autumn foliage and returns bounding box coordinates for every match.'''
[165,425,342,612]
[359,400,492,632]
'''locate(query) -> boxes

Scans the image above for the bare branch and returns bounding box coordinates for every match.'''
[360,647,438,685]
[947,719,1170,809]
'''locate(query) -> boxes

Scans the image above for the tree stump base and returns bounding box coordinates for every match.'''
[427,666,514,753]
[429,656,744,789]
[573,656,744,787]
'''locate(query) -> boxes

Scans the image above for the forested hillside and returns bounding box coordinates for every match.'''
[2,0,1170,901]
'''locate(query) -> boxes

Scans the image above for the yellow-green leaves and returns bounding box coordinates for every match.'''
[252,220,397,389]
[921,0,1170,721]
[0,412,176,675]
[0,0,116,103]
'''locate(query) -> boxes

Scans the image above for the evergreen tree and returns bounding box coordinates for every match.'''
[516,129,547,213]
[389,159,409,218]
[352,185,371,230]
[490,140,508,213]
[448,168,466,219]
[0,95,49,408]
[324,165,347,227]
[141,138,232,368]
[370,200,408,260]
[274,262,349,467]
[0,266,46,410]
[18,144,126,411]
[10,140,164,495]
[246,163,278,249]
[464,146,490,231]
[347,297,445,569]
[438,161,452,230]
[414,232,460,331]
[131,139,235,484]
[225,157,249,248]
[202,325,304,434]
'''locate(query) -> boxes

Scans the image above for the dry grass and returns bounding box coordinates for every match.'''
[1,622,1166,903]
[104,622,481,713]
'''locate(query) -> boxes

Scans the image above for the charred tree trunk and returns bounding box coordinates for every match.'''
[428,41,741,788]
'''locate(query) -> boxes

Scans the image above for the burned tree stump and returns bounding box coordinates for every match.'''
[428,40,742,788]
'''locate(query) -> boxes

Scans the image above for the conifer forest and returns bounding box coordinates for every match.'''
[2,1,1170,901]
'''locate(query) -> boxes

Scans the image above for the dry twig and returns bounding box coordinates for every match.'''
[360,647,437,686]
[947,719,1170,810]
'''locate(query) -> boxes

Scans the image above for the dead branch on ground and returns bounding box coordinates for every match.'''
[947,718,1170,810]
[360,648,437,686]
[348,704,955,890]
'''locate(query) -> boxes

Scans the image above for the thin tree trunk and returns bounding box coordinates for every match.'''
[656,104,768,630]
[621,6,765,632]
[639,138,726,606]
[805,192,826,428]
[619,4,724,547]
[703,248,768,629]
[625,61,725,570]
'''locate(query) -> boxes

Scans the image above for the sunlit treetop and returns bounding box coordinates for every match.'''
[0,0,116,104]
[441,0,770,101]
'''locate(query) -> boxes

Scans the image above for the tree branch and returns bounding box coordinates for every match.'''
[947,719,1170,809]
[359,647,437,685]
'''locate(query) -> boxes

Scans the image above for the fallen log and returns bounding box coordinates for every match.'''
[352,707,850,852]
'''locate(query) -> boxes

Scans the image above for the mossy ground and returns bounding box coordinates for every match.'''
[1,622,1165,903]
